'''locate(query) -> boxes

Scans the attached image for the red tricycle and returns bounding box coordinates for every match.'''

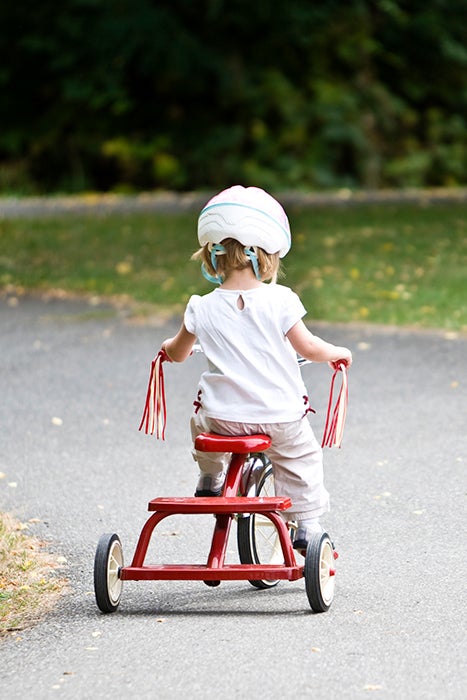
[94,354,347,614]
[94,435,338,614]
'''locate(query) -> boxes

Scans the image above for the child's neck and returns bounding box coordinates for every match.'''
[220,268,262,290]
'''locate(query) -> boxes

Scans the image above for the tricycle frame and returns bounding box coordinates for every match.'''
[121,435,303,583]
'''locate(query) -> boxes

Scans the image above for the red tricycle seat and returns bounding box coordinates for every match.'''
[195,432,271,454]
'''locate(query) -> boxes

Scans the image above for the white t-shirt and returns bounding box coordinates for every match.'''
[184,284,310,422]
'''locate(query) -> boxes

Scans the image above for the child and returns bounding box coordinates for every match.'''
[161,185,352,549]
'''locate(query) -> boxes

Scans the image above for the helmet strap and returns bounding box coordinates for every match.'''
[244,246,261,280]
[201,243,226,284]
[201,243,261,283]
[201,263,222,285]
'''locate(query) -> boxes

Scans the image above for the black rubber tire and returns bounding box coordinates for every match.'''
[237,458,282,589]
[94,533,123,613]
[304,531,335,613]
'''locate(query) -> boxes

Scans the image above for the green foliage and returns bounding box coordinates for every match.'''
[0,1,466,193]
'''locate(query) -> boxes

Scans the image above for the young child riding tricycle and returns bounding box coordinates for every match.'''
[94,185,351,613]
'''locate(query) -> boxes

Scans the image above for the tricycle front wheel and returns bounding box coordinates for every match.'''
[237,459,282,589]
[94,533,123,613]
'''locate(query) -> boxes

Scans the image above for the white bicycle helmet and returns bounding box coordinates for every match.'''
[197,185,291,258]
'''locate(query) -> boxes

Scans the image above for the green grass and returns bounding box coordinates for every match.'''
[1,200,466,330]
[288,201,467,330]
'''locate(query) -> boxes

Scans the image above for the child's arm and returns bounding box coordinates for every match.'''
[161,323,197,362]
[286,320,352,368]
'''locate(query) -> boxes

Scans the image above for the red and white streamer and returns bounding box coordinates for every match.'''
[138,350,169,440]
[321,363,348,449]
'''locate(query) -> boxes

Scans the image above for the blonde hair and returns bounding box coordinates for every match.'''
[192,238,282,283]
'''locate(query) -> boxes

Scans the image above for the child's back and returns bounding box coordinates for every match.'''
[184,283,311,422]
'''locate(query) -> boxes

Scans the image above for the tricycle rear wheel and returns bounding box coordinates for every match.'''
[304,531,336,612]
[94,533,123,613]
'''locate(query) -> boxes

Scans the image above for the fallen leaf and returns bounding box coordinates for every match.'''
[374,491,391,500]
[115,261,133,275]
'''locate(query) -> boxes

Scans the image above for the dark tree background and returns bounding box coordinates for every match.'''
[1,0,466,193]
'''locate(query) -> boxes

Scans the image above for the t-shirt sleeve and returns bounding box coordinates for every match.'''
[184,294,201,335]
[280,288,307,335]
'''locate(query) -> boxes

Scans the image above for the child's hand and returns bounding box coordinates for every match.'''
[328,349,352,371]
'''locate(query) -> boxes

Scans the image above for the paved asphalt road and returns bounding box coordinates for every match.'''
[0,294,465,699]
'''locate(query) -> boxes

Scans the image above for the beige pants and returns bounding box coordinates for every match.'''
[190,410,330,521]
